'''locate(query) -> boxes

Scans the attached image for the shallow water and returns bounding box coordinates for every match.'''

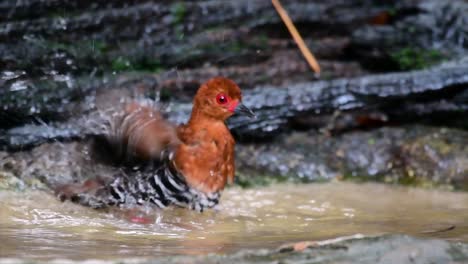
[1,182,467,260]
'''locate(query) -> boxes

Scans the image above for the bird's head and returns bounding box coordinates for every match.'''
[192,77,255,121]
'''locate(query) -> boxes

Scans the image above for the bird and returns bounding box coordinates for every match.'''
[57,77,255,212]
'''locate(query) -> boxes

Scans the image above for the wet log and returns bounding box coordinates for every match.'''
[236,125,468,190]
[1,63,467,150]
[0,0,387,41]
[227,64,468,137]
[0,0,388,75]
[2,0,466,75]
[348,0,468,71]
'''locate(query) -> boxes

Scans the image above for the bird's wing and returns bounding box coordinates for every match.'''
[108,102,181,161]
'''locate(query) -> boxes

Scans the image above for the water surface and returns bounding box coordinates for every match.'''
[1,182,467,260]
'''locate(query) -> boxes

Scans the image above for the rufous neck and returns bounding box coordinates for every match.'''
[187,102,224,127]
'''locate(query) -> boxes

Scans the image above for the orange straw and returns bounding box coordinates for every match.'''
[272,0,321,74]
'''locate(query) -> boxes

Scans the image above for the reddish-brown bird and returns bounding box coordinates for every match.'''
[59,77,255,212]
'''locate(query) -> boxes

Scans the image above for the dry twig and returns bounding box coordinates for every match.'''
[272,0,321,74]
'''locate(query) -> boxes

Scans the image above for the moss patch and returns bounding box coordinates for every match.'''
[111,56,165,73]
[170,2,187,25]
[111,56,132,72]
[235,170,292,189]
[390,48,445,70]
[0,171,26,191]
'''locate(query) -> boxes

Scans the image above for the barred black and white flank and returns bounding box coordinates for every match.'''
[68,151,220,212]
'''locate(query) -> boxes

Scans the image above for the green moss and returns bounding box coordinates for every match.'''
[205,26,224,32]
[159,88,173,101]
[47,10,80,19]
[395,172,453,190]
[26,37,170,74]
[136,58,165,73]
[170,3,187,41]
[340,172,373,183]
[198,39,262,55]
[170,2,187,25]
[174,26,185,40]
[234,168,327,188]
[111,56,165,73]
[387,8,398,16]
[341,170,454,190]
[390,47,445,70]
[257,34,270,48]
[46,40,108,57]
[111,56,132,72]
[234,170,291,189]
[228,41,244,53]
[88,40,109,53]
[0,172,25,192]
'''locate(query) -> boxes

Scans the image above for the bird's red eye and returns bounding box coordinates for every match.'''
[216,93,228,105]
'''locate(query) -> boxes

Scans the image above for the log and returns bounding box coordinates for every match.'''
[1,63,467,149]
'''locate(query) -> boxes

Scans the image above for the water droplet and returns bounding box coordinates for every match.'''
[10,81,28,91]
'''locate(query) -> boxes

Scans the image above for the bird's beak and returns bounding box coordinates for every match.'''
[235,103,256,118]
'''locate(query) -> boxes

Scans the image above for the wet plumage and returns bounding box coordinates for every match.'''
[57,77,254,212]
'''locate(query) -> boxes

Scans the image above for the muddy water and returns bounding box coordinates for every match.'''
[1,182,467,260]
